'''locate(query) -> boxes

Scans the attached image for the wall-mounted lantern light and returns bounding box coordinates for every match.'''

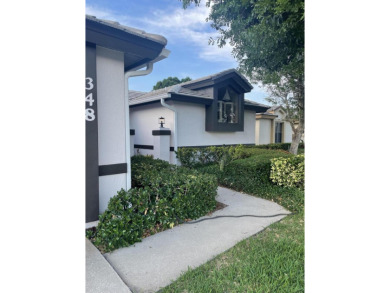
[158,116,165,128]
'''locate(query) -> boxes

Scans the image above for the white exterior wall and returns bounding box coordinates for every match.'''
[256,119,272,145]
[255,120,260,144]
[96,46,127,213]
[130,100,256,164]
[130,102,175,161]
[274,109,293,143]
[283,122,293,143]
[175,101,256,147]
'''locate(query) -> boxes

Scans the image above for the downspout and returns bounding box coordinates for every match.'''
[161,95,178,165]
[124,63,154,190]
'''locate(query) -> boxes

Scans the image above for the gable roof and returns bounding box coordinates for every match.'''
[128,69,270,112]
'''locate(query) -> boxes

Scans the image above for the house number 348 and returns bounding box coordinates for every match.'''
[85,77,95,121]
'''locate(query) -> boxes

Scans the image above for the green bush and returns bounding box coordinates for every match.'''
[195,152,304,213]
[270,155,305,189]
[175,145,249,169]
[88,156,218,252]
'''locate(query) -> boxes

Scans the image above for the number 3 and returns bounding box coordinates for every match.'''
[86,77,94,90]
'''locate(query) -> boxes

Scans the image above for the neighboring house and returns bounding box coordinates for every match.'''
[129,69,269,164]
[85,15,169,223]
[255,106,295,145]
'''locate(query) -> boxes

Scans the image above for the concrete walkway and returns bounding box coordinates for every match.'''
[104,187,290,293]
[86,238,132,293]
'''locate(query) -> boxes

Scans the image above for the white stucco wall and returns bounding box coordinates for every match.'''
[130,102,175,161]
[283,122,293,143]
[255,120,260,144]
[256,118,272,145]
[96,46,127,213]
[175,101,256,147]
[130,100,256,164]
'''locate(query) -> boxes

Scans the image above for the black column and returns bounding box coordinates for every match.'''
[86,43,99,222]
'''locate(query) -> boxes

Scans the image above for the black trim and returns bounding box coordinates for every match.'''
[183,71,252,93]
[130,129,135,135]
[85,44,99,223]
[179,143,255,149]
[206,85,245,132]
[152,129,171,136]
[99,163,127,176]
[134,144,154,150]
[86,18,165,70]
[170,147,175,152]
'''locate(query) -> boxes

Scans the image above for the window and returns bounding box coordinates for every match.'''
[275,122,283,143]
[217,88,238,124]
[205,82,244,132]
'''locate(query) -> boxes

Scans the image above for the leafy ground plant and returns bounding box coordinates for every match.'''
[87,156,218,252]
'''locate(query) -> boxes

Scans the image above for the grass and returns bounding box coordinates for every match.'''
[160,147,304,292]
[161,212,304,293]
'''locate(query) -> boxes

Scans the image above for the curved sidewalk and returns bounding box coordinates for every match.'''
[104,186,290,293]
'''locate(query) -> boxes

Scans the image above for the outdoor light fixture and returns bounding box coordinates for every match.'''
[158,116,165,128]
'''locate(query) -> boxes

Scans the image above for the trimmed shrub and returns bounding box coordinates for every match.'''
[175,145,249,169]
[195,151,304,213]
[270,155,305,189]
[88,156,218,252]
[246,142,304,151]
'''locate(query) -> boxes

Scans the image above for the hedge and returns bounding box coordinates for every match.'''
[88,156,218,252]
[245,142,304,151]
[175,145,249,169]
[196,153,304,213]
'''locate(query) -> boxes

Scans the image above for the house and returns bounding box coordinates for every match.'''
[128,69,270,164]
[255,106,295,145]
[85,15,170,223]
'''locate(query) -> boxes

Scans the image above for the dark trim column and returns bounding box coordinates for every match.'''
[85,43,99,223]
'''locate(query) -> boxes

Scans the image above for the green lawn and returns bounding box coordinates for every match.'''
[161,212,304,293]
[160,147,304,292]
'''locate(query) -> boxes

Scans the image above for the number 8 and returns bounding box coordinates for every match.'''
[85,108,95,121]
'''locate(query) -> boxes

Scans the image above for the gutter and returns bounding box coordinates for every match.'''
[161,95,178,165]
[124,49,170,189]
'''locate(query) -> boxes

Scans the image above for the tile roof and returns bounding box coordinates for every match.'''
[244,99,271,109]
[129,69,256,106]
[86,15,167,46]
[128,69,270,110]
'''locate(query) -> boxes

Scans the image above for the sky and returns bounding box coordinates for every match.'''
[86,0,269,104]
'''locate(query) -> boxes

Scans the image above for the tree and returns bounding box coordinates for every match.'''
[181,0,304,154]
[153,76,192,90]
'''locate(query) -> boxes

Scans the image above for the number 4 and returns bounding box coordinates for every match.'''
[85,93,94,106]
